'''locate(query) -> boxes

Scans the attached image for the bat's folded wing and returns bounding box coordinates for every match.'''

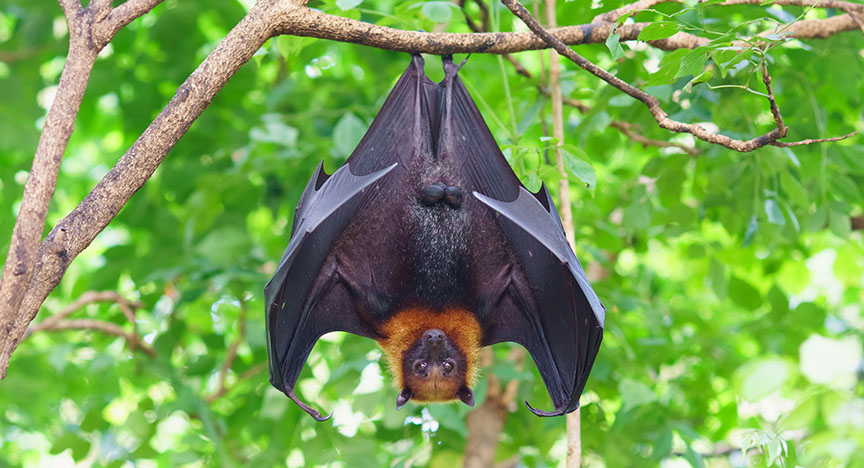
[474,186,605,416]
[264,162,395,419]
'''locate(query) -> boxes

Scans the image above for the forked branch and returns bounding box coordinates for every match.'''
[500,0,857,152]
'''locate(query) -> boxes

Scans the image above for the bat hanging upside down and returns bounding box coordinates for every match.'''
[264,54,606,421]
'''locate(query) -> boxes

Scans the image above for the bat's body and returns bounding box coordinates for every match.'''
[265,55,605,420]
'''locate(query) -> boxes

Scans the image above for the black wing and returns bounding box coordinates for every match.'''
[435,56,606,416]
[264,56,436,420]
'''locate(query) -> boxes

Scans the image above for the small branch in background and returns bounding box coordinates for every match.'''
[851,215,864,231]
[33,319,156,357]
[25,290,142,335]
[457,0,698,155]
[206,301,250,403]
[25,291,153,357]
[501,0,857,152]
[0,0,164,378]
[761,62,787,137]
[206,363,267,403]
[609,121,699,155]
[773,131,858,147]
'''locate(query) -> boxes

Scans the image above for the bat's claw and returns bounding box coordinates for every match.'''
[287,389,332,422]
[525,400,569,417]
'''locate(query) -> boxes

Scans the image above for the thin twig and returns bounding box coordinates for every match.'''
[206,362,267,403]
[774,131,858,147]
[457,0,697,154]
[500,0,856,152]
[32,318,156,357]
[206,301,249,403]
[27,290,141,336]
[610,121,700,155]
[761,62,787,137]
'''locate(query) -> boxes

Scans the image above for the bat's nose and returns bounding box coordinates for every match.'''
[423,329,445,345]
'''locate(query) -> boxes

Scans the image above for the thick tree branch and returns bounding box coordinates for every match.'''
[0,0,279,379]
[500,0,856,152]
[0,0,161,374]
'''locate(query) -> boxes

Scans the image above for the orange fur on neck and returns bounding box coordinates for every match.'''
[376,307,482,401]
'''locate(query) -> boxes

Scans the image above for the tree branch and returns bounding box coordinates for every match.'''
[500,0,856,153]
[0,0,281,379]
[0,0,157,372]
[206,301,249,403]
[25,291,152,357]
[30,318,156,357]
[25,290,141,335]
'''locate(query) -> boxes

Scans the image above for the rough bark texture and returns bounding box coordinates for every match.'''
[0,0,278,378]
[500,0,857,153]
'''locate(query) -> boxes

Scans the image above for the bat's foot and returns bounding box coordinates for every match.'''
[525,400,571,417]
[420,183,463,208]
[287,389,332,422]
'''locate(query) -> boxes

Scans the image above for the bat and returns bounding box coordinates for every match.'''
[264,54,605,421]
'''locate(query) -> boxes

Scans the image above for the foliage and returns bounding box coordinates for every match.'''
[1,0,862,467]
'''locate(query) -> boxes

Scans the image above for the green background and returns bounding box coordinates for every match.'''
[1,0,862,466]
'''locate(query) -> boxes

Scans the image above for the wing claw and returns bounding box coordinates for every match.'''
[524,400,572,417]
[287,389,332,422]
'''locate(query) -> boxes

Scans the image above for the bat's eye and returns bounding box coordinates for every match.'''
[414,361,428,374]
[441,360,454,373]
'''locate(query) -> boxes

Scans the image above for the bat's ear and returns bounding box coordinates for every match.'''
[396,388,413,410]
[457,385,474,407]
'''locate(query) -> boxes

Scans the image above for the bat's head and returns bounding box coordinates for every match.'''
[396,328,474,409]
[377,308,482,410]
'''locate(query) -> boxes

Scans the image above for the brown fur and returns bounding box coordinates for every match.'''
[376,307,482,402]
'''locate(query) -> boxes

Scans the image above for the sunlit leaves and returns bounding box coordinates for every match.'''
[734,357,791,401]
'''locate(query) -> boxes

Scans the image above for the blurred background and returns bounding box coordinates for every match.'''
[0,0,862,466]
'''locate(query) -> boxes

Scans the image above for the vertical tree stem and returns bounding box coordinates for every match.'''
[542,0,581,465]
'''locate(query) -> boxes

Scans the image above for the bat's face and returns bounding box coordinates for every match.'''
[396,329,474,409]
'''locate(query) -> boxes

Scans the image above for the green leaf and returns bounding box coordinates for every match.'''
[619,378,657,410]
[764,199,785,226]
[333,112,367,158]
[708,257,727,299]
[421,1,454,23]
[779,397,818,430]
[647,49,689,85]
[829,209,851,237]
[638,22,681,41]
[729,276,761,310]
[742,215,758,246]
[606,30,624,60]
[780,171,808,206]
[561,145,597,189]
[336,0,363,10]
[831,174,861,202]
[734,358,790,401]
[677,48,708,79]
